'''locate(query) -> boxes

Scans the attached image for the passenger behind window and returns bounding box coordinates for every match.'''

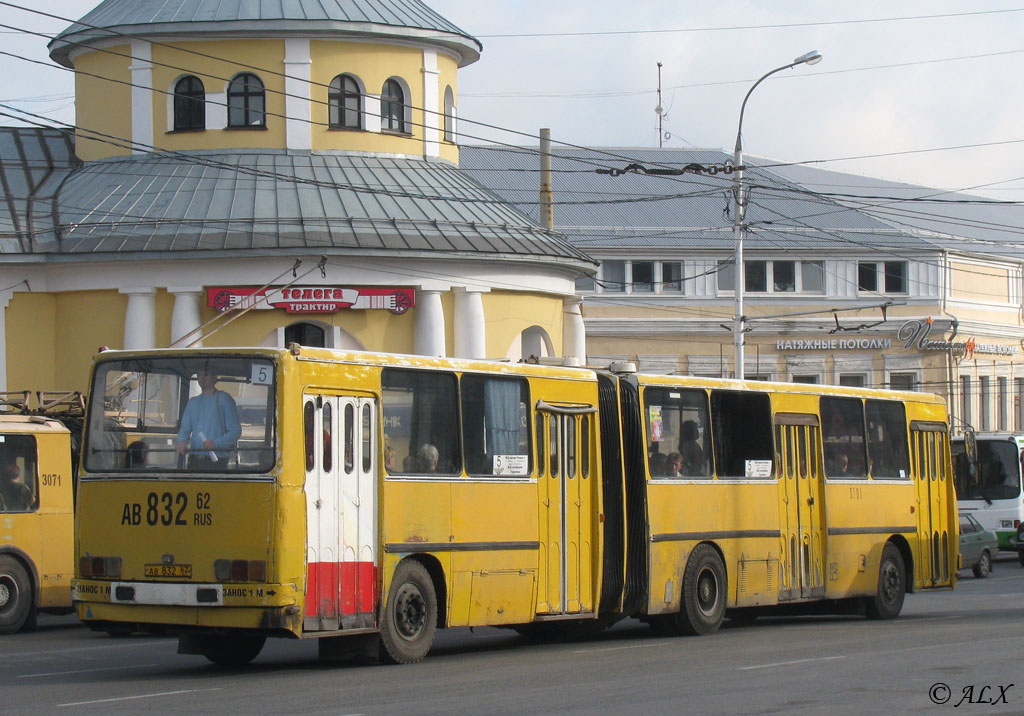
[126,440,149,468]
[665,452,683,477]
[649,451,667,477]
[679,420,705,476]
[0,455,33,511]
[417,443,439,472]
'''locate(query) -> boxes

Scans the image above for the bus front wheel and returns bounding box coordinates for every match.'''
[866,543,905,619]
[379,559,437,664]
[0,555,34,634]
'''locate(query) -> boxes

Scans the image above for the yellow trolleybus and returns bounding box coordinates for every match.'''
[71,348,956,664]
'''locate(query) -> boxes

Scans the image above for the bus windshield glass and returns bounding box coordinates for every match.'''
[84,356,276,474]
[952,439,1022,501]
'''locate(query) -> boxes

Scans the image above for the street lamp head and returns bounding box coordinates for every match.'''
[794,50,822,66]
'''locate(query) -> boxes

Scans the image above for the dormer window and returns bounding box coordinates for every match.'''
[227,73,266,128]
[173,76,205,131]
[329,74,362,130]
[381,79,407,133]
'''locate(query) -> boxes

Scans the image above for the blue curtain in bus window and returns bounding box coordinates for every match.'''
[484,379,521,458]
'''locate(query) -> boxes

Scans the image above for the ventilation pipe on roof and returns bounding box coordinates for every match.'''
[539,128,553,231]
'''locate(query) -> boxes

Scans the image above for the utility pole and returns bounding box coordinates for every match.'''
[655,62,664,148]
[539,128,553,230]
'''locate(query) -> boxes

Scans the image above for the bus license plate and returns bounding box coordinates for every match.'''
[144,564,192,579]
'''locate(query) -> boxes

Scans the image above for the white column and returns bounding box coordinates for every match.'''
[563,298,587,365]
[129,40,153,154]
[0,293,11,392]
[121,288,156,350]
[453,288,486,359]
[169,287,204,347]
[422,49,441,158]
[413,290,446,357]
[283,38,312,150]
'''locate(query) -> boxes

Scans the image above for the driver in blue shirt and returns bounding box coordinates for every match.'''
[176,368,241,469]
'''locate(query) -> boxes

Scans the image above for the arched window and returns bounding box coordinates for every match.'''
[285,322,326,348]
[443,85,455,142]
[173,76,205,131]
[381,78,406,133]
[227,73,266,128]
[329,74,362,129]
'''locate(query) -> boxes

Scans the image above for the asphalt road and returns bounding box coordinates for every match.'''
[5,559,1023,716]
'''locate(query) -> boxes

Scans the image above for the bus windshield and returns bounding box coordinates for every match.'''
[952,439,1022,501]
[84,355,276,474]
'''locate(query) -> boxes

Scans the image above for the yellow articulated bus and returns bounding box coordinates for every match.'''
[0,392,82,634]
[71,348,956,664]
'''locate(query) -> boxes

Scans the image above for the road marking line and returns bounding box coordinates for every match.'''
[740,655,846,671]
[572,641,675,654]
[18,663,159,678]
[58,688,221,707]
[7,639,167,659]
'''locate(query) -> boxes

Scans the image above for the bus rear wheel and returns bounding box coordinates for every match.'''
[0,555,34,635]
[379,560,437,664]
[198,634,266,666]
[866,543,905,619]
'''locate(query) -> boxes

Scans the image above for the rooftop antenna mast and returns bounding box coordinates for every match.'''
[655,62,665,148]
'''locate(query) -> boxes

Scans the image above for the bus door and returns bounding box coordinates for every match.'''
[535,403,596,616]
[775,414,825,600]
[911,422,950,586]
[303,394,378,631]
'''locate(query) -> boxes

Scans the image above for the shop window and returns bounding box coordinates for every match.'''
[227,73,266,128]
[662,262,683,292]
[961,375,973,428]
[999,376,1009,431]
[792,375,819,384]
[328,74,362,129]
[1016,378,1024,430]
[839,374,865,387]
[173,75,205,131]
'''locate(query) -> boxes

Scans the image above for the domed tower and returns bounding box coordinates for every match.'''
[48,0,480,164]
[0,0,594,393]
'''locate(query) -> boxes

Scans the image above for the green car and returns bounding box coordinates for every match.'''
[959,512,998,578]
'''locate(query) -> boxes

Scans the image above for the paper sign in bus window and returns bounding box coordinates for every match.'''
[493,454,528,475]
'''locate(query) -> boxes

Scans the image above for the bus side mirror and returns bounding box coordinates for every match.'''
[964,429,978,465]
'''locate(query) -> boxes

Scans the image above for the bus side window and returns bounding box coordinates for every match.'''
[711,390,773,478]
[536,414,546,478]
[303,400,315,473]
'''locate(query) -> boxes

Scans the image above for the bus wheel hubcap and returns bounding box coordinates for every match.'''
[697,568,719,616]
[0,579,12,610]
[394,583,425,639]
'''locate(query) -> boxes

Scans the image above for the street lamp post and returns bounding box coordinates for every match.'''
[732,50,821,380]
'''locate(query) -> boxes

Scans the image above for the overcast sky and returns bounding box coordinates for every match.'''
[3,0,1023,199]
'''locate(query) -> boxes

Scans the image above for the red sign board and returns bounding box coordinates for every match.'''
[208,287,414,315]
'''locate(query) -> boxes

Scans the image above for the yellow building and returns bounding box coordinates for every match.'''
[0,0,593,393]
[461,146,1024,433]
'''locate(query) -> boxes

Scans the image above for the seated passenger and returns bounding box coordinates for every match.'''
[0,456,33,511]
[665,452,683,477]
[679,420,704,475]
[417,443,439,472]
[649,451,668,477]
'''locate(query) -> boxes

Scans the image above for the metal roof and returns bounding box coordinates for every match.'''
[458,146,1019,257]
[0,137,591,267]
[0,127,79,254]
[49,0,482,68]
